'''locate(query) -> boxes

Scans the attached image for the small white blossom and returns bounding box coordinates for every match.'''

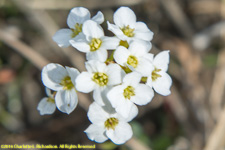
[107,7,154,43]
[42,63,80,114]
[146,50,172,96]
[70,20,119,62]
[107,72,154,118]
[84,102,137,145]
[114,40,154,76]
[37,88,56,115]
[53,7,104,48]
[75,60,124,105]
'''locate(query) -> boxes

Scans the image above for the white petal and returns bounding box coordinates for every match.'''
[152,72,172,96]
[153,50,170,72]
[85,124,108,143]
[115,99,136,119]
[55,89,78,114]
[107,85,125,108]
[87,102,110,124]
[91,11,104,24]
[106,122,133,145]
[67,7,90,28]
[70,39,90,53]
[85,60,107,73]
[132,84,154,105]
[135,22,151,32]
[65,67,80,86]
[114,46,130,66]
[45,87,52,97]
[93,88,105,106]
[107,64,123,85]
[83,20,104,40]
[142,53,154,62]
[114,7,136,28]
[37,97,56,115]
[122,104,138,122]
[134,31,154,42]
[135,58,154,76]
[123,72,142,87]
[101,36,120,50]
[52,29,72,48]
[146,76,153,88]
[107,21,127,41]
[75,72,96,93]
[41,63,67,91]
[129,40,151,55]
[93,87,115,109]
[86,49,107,62]
[134,22,154,41]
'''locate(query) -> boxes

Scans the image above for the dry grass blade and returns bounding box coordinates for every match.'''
[159,0,194,39]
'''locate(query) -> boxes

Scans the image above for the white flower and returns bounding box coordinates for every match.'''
[107,72,154,118]
[52,7,104,48]
[70,20,119,62]
[114,40,154,76]
[41,63,80,114]
[75,60,124,105]
[84,102,137,145]
[146,50,172,96]
[107,7,154,43]
[37,88,56,115]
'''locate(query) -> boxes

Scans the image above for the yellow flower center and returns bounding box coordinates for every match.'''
[47,97,55,103]
[123,86,135,99]
[71,23,82,38]
[121,25,135,37]
[92,72,108,86]
[60,76,74,90]
[152,68,162,81]
[104,117,119,130]
[90,38,102,52]
[119,40,129,48]
[127,55,138,68]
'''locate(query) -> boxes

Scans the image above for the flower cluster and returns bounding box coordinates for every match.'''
[38,6,172,145]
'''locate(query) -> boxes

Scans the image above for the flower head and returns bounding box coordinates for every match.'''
[70,20,119,62]
[84,102,137,145]
[42,63,80,114]
[107,7,154,43]
[114,40,154,76]
[146,50,172,96]
[75,60,124,105]
[52,7,104,48]
[107,72,154,118]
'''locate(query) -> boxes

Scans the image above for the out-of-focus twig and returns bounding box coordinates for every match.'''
[192,21,225,50]
[209,49,225,121]
[159,0,194,39]
[204,105,225,150]
[13,0,146,10]
[167,86,188,127]
[189,0,221,15]
[0,29,49,70]
[126,137,151,150]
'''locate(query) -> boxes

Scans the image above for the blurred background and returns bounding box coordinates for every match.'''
[0,0,224,149]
